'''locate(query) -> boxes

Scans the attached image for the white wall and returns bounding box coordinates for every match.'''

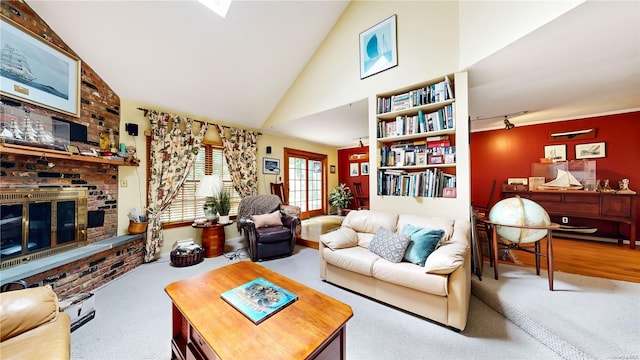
[458,0,583,69]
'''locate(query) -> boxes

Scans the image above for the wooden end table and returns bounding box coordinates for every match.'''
[165,261,353,360]
[192,221,233,258]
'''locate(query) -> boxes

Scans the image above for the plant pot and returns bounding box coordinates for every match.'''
[218,215,230,224]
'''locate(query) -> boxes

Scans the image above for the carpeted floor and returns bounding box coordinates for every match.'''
[69,240,639,360]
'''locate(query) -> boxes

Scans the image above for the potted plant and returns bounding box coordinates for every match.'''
[329,183,353,216]
[213,187,232,224]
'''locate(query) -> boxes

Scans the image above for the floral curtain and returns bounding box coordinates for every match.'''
[213,125,259,197]
[145,111,208,262]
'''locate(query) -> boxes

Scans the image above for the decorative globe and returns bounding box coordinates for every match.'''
[488,196,551,244]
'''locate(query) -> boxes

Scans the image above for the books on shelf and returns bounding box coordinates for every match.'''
[377,168,456,198]
[376,76,454,115]
[376,103,455,138]
[220,277,298,325]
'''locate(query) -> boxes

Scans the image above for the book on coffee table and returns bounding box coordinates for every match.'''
[221,277,298,324]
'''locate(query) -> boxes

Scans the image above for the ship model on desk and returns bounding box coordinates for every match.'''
[537,169,583,190]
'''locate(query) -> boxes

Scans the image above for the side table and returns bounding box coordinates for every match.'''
[192,221,233,257]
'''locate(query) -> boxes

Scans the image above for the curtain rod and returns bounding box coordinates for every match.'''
[136,107,261,135]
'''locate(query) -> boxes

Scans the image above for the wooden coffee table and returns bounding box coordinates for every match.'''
[165,261,353,359]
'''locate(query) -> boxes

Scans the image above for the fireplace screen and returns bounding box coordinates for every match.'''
[0,188,87,269]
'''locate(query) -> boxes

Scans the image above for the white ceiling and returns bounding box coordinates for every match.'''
[26,1,639,148]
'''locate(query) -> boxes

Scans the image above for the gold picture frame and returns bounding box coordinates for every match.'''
[0,15,81,117]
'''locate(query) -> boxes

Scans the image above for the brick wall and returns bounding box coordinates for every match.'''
[0,1,145,296]
[22,238,145,298]
[1,0,123,242]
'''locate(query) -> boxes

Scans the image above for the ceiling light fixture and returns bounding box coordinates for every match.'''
[198,0,232,18]
[504,116,515,131]
[359,138,364,148]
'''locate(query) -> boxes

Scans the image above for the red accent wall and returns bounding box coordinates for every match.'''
[471,111,640,240]
[338,147,370,210]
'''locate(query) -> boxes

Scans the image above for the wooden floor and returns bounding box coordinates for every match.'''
[298,216,640,283]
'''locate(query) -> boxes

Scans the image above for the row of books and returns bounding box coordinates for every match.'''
[380,145,455,167]
[377,76,453,114]
[377,104,455,138]
[377,168,456,198]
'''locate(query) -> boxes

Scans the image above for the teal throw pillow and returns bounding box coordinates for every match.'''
[368,227,411,263]
[402,224,445,267]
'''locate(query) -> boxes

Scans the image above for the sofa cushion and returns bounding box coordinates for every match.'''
[356,232,375,248]
[320,227,358,250]
[368,227,410,263]
[396,215,454,244]
[424,241,468,274]
[342,210,398,235]
[322,246,379,276]
[402,224,445,266]
[372,260,448,296]
[251,211,282,228]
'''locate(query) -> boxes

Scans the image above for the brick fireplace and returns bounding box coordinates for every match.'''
[0,0,145,297]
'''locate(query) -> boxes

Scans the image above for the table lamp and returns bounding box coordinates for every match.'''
[196,175,223,221]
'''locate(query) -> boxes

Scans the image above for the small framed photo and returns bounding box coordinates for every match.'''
[360,162,369,175]
[330,165,336,174]
[544,144,567,161]
[416,153,427,166]
[65,144,80,155]
[262,157,280,175]
[350,163,359,177]
[575,142,606,159]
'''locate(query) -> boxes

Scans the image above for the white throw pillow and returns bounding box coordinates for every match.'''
[320,227,358,250]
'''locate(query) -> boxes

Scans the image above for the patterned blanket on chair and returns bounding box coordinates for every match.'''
[237,195,282,231]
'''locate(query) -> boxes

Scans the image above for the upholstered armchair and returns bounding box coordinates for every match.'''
[238,195,301,262]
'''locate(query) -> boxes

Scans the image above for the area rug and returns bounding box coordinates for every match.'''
[71,245,559,360]
[472,263,640,360]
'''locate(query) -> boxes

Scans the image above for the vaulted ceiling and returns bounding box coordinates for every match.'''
[27,1,639,148]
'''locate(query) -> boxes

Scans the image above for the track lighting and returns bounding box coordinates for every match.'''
[504,117,515,130]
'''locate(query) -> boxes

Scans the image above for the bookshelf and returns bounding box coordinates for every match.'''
[371,72,470,219]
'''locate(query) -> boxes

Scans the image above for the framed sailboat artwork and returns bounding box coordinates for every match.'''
[1,15,81,117]
[359,15,397,79]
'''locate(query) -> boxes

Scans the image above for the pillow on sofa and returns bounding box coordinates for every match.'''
[251,211,282,228]
[402,224,445,267]
[368,227,410,263]
[424,241,467,274]
[320,227,358,250]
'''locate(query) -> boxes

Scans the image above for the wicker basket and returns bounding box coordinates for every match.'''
[128,220,148,234]
[170,247,204,267]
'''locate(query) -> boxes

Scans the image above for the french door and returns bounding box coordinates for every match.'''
[284,148,327,219]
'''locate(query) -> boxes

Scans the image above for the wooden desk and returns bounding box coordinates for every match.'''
[192,222,232,257]
[503,190,637,249]
[479,215,560,291]
[165,261,353,360]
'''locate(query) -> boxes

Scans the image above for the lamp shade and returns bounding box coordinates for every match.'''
[196,175,223,198]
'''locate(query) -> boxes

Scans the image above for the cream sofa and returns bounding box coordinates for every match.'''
[319,210,471,331]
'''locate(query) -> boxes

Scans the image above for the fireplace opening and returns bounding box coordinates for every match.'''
[0,187,88,270]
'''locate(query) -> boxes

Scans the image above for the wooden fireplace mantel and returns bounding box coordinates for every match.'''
[0,143,138,167]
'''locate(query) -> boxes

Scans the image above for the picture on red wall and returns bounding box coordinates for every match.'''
[350,163,359,176]
[576,142,606,159]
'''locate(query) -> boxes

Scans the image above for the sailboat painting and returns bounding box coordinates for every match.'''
[1,16,80,117]
[359,15,397,79]
[575,142,606,159]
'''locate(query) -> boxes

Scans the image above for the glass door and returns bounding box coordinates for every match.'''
[284,148,327,219]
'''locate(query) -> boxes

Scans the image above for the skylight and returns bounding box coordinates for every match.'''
[197,0,232,18]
